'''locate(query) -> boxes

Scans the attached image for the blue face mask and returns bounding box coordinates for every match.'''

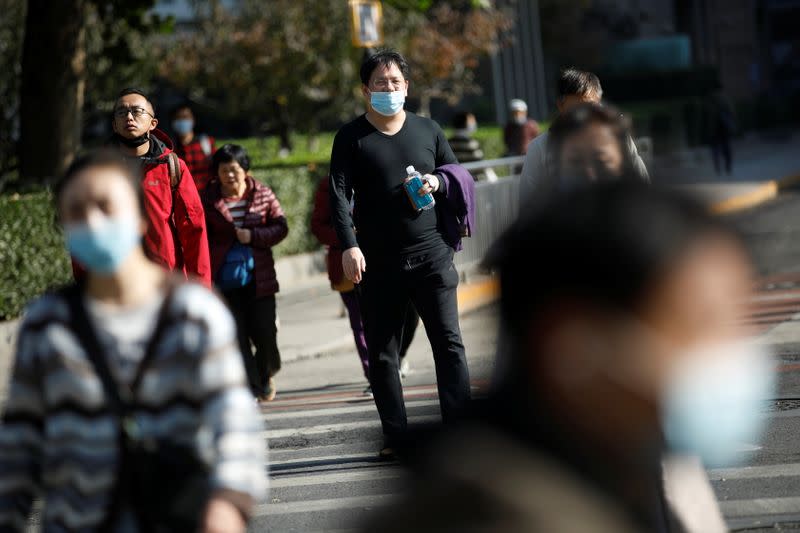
[65,216,141,274]
[172,118,194,136]
[661,341,774,466]
[370,91,405,116]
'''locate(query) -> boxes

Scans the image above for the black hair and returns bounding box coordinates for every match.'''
[485,182,741,344]
[546,102,634,184]
[451,111,474,130]
[54,149,146,219]
[115,87,155,115]
[211,144,251,178]
[171,102,193,119]
[360,49,410,85]
[557,67,603,100]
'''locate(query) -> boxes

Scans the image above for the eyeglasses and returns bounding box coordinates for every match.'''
[370,78,405,91]
[113,107,153,119]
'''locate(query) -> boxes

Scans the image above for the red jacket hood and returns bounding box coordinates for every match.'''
[151,128,175,156]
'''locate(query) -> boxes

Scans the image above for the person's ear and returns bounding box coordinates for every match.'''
[556,98,565,114]
[403,79,409,96]
[361,84,370,99]
[148,117,158,133]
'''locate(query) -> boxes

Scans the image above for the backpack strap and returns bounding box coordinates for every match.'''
[166,152,184,223]
[62,282,180,413]
[167,152,182,191]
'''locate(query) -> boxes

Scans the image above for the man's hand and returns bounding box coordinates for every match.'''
[201,496,246,533]
[235,228,252,244]
[418,173,440,196]
[342,247,366,284]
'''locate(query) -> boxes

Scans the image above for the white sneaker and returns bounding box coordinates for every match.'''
[362,385,373,398]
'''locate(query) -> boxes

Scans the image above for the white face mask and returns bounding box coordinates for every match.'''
[661,340,774,466]
[563,321,775,467]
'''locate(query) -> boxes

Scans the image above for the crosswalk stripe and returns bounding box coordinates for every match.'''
[270,452,381,467]
[263,389,441,409]
[718,497,800,517]
[264,414,441,440]
[708,462,800,481]
[254,494,397,516]
[270,468,404,488]
[262,399,440,421]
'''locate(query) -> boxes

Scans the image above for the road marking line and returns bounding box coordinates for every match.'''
[270,468,404,488]
[708,462,800,481]
[264,414,441,440]
[718,496,800,518]
[254,494,397,516]
[270,452,381,467]
[263,399,440,421]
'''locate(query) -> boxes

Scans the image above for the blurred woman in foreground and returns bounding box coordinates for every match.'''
[0,151,266,532]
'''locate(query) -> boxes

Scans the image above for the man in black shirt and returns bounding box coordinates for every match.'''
[329,50,471,457]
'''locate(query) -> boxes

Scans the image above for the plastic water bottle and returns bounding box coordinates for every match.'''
[403,165,435,212]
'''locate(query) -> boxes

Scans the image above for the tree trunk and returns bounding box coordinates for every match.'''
[418,93,432,118]
[19,0,86,185]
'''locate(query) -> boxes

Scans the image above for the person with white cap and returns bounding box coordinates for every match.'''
[503,98,540,156]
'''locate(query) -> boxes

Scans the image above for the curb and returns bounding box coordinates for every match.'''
[710,173,800,214]
[457,276,499,314]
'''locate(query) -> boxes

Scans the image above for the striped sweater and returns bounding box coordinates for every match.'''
[0,283,268,532]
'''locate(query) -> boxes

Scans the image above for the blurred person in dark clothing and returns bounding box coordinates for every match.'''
[520,68,648,202]
[448,111,484,163]
[708,88,736,175]
[503,98,540,156]
[363,183,772,532]
[172,103,216,192]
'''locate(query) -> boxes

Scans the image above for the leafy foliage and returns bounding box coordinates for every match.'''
[0,192,71,319]
[158,0,511,132]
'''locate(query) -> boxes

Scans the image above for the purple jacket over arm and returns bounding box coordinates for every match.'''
[435,163,476,252]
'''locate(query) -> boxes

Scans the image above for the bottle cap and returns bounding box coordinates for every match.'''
[406,166,415,174]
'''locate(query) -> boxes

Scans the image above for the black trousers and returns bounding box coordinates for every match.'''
[360,245,471,442]
[222,283,281,397]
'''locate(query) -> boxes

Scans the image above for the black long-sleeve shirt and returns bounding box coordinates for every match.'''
[329,113,457,260]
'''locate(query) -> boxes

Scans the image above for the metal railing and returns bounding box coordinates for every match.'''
[455,156,525,268]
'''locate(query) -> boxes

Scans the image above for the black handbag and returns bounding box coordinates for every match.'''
[64,283,212,532]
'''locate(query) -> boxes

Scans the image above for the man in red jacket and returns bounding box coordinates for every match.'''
[110,88,211,286]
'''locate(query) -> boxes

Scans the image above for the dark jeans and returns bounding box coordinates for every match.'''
[341,288,420,380]
[360,245,471,442]
[222,283,281,397]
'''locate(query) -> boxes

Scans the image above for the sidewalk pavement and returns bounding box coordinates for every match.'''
[273,270,499,365]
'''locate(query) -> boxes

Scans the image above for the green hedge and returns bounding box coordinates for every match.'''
[1,125,514,319]
[0,192,72,319]
[0,168,327,319]
[251,164,326,258]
